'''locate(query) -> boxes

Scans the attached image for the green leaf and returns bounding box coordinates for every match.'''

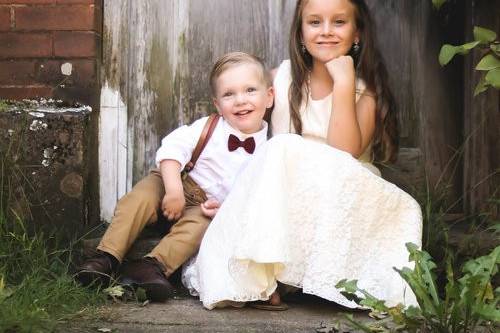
[432,0,447,10]
[335,279,359,293]
[485,68,500,89]
[474,26,497,44]
[491,43,500,56]
[439,44,459,66]
[439,42,479,66]
[476,54,500,71]
[474,75,489,96]
[473,302,500,321]
[460,41,481,52]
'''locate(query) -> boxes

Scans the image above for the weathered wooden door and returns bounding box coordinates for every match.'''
[99,0,463,221]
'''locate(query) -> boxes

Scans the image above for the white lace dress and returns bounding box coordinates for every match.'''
[182,60,422,309]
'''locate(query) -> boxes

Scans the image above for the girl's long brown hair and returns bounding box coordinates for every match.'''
[288,0,399,163]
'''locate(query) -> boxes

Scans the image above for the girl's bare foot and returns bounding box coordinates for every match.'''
[249,290,288,311]
[269,291,281,305]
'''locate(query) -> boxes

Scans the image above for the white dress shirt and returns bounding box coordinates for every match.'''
[155,116,268,203]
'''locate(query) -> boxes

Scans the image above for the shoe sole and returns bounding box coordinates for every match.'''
[75,270,111,287]
[119,278,174,302]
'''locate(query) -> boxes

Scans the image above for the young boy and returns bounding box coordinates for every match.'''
[76,52,274,302]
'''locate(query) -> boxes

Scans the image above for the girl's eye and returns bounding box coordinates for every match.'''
[334,20,345,26]
[222,92,233,97]
[247,87,257,93]
[309,20,320,26]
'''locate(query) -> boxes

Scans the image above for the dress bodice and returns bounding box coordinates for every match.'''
[271,60,374,166]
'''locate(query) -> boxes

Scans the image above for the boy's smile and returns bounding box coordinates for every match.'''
[213,63,273,134]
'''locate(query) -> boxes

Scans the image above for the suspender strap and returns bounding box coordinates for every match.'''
[183,113,221,173]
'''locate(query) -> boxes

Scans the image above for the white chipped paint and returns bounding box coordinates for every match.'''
[99,81,130,222]
[28,112,45,118]
[35,106,91,113]
[29,119,48,131]
[61,62,73,76]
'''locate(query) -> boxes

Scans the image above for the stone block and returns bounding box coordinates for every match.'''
[0,99,93,235]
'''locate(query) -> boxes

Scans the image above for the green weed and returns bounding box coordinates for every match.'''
[336,243,499,333]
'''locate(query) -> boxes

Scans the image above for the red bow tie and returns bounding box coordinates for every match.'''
[228,134,256,154]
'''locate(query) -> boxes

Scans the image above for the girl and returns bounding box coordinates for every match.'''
[182,0,422,310]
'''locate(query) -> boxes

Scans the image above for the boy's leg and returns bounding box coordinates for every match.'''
[118,175,209,301]
[77,169,164,285]
[97,169,165,261]
[149,205,211,276]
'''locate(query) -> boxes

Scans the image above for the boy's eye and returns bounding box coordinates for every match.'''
[222,92,233,97]
[247,87,257,93]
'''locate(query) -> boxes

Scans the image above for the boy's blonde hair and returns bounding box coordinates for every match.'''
[210,52,272,97]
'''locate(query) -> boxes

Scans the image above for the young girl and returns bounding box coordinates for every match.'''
[182,0,422,310]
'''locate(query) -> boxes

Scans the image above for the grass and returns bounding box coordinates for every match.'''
[0,114,107,332]
[0,210,107,333]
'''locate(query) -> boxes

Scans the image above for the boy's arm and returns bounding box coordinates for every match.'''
[159,159,185,221]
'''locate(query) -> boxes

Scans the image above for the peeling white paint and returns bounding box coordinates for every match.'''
[61,62,73,76]
[29,112,45,118]
[41,159,50,167]
[29,120,48,131]
[7,129,14,136]
[99,81,130,222]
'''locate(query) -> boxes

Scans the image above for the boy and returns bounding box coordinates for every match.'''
[76,52,273,302]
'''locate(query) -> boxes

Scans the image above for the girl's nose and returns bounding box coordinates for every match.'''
[321,22,333,35]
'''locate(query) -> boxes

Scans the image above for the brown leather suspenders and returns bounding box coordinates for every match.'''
[183,113,221,173]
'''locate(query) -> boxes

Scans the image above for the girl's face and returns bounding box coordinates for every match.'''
[301,0,359,65]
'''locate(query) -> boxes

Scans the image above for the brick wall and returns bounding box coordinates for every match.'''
[0,0,102,105]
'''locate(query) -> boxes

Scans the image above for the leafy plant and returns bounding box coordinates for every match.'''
[438,26,499,96]
[336,243,499,332]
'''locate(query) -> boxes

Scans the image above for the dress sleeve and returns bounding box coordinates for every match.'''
[155,117,208,169]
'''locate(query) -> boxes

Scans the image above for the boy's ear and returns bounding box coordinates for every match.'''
[265,86,274,109]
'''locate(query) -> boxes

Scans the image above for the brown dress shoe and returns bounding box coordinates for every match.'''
[75,251,119,286]
[119,257,174,302]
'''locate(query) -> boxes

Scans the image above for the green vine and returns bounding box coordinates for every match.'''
[433,0,500,96]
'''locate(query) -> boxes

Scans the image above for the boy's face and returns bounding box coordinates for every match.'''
[213,63,273,134]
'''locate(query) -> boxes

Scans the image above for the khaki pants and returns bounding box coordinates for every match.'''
[97,169,210,276]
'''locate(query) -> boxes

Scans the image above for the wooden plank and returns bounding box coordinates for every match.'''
[463,0,500,217]
[368,0,463,203]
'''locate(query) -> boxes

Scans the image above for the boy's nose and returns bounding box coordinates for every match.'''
[234,93,247,105]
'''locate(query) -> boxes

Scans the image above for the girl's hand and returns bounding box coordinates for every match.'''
[201,199,221,218]
[325,56,355,87]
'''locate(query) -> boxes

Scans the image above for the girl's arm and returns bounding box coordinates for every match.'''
[326,56,376,158]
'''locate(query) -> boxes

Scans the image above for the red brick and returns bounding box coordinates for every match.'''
[0,60,35,85]
[0,85,52,99]
[56,0,101,4]
[14,5,97,31]
[36,59,96,87]
[0,6,11,31]
[54,31,96,57]
[0,32,52,58]
[0,1,55,4]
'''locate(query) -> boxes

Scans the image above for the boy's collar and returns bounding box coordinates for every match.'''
[221,118,268,139]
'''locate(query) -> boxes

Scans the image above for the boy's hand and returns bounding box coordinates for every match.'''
[162,188,185,221]
[200,199,220,218]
